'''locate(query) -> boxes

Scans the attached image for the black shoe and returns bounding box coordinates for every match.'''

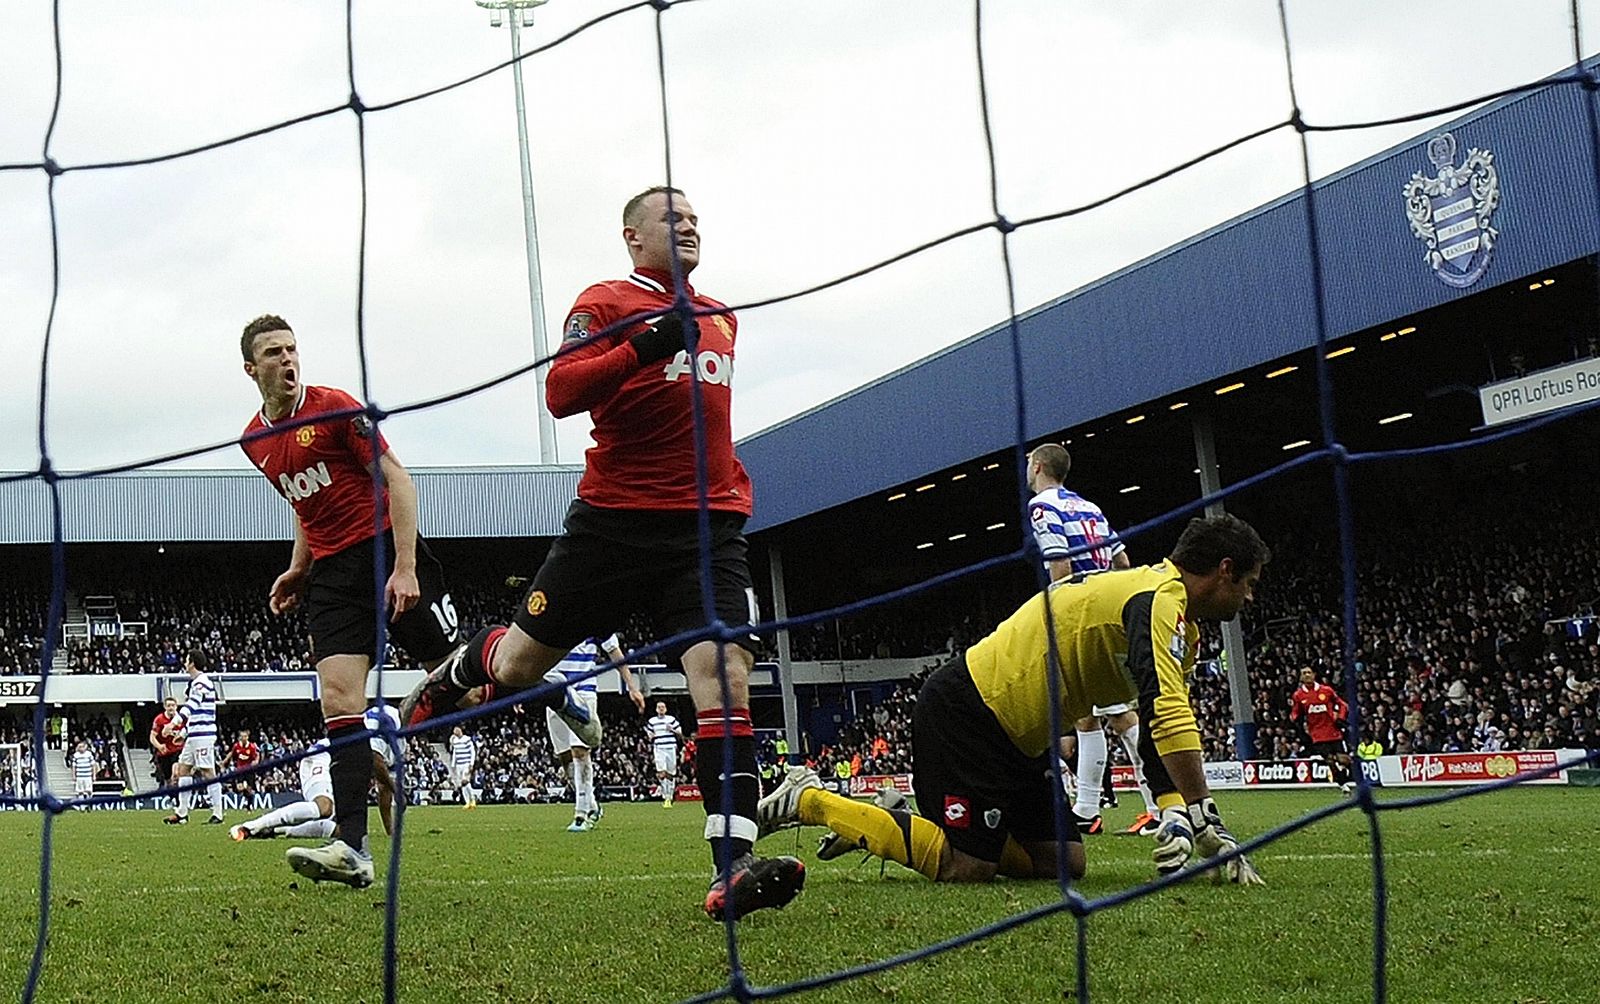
[1074,812,1104,835]
[704,854,806,921]
[400,646,472,728]
[204,815,225,825]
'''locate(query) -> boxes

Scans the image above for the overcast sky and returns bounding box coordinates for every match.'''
[2,0,1595,476]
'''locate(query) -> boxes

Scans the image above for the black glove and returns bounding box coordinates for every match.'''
[630,311,690,364]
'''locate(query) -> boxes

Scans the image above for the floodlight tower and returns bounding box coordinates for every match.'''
[476,0,557,465]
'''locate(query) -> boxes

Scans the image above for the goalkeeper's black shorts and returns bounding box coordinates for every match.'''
[911,655,1081,863]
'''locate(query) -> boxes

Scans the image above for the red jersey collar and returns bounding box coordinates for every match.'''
[629,266,694,298]
[258,385,307,427]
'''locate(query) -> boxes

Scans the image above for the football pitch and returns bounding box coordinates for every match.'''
[0,787,1592,1003]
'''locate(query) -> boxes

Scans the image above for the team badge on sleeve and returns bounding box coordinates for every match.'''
[350,414,374,439]
[1029,504,1050,533]
[564,312,594,343]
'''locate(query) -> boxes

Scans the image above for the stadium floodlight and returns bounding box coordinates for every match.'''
[473,0,557,465]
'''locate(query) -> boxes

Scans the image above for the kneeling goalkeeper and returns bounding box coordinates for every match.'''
[759,513,1268,886]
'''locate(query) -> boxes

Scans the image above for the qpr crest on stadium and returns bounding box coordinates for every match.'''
[1402,132,1500,288]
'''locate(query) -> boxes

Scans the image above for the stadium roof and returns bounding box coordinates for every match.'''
[739,58,1600,531]
[0,466,580,544]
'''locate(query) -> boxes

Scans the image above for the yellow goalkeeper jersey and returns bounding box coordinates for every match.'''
[963,561,1202,760]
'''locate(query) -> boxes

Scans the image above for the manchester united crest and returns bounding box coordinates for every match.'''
[295,426,316,447]
[1402,132,1500,289]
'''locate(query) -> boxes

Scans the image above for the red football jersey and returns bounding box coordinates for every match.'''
[1290,682,1349,743]
[240,385,392,559]
[230,742,261,769]
[548,267,752,515]
[151,712,182,756]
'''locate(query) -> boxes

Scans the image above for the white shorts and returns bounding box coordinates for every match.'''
[300,770,333,806]
[1092,703,1134,718]
[178,740,216,770]
[545,689,599,755]
[73,780,93,796]
[652,746,678,776]
[449,763,473,788]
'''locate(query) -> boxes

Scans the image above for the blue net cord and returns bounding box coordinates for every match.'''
[1271,2,1390,999]
[14,2,1600,1002]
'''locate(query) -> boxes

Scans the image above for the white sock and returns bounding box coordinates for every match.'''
[248,800,320,834]
[577,758,595,813]
[177,777,192,817]
[661,777,674,801]
[570,760,586,815]
[1074,728,1106,818]
[1118,723,1159,816]
[464,785,476,805]
[207,781,223,817]
[284,818,336,839]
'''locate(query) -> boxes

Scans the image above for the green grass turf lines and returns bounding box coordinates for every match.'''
[0,787,1592,1003]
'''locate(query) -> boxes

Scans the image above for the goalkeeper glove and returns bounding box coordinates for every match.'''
[1151,807,1195,876]
[1151,800,1266,886]
[1188,797,1266,887]
[630,311,691,364]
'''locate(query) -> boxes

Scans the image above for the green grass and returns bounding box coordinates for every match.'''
[0,787,1594,1003]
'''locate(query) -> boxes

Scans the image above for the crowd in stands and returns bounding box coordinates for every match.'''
[1191,480,1600,762]
[5,471,1600,801]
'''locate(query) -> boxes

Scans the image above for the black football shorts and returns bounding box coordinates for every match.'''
[911,656,1081,863]
[305,530,460,664]
[512,500,760,658]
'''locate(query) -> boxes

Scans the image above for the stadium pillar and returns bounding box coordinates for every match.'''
[1192,413,1257,761]
[475,0,558,465]
[767,546,803,755]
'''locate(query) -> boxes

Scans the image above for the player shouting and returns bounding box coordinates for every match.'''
[240,314,477,887]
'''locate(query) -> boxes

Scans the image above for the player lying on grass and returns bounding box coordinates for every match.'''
[231,709,403,850]
[759,514,1268,886]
